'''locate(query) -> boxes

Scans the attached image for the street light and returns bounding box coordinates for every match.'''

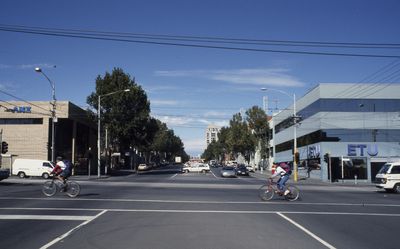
[35,67,56,163]
[261,87,298,182]
[97,88,131,178]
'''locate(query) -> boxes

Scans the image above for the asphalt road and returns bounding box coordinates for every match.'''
[0,165,399,249]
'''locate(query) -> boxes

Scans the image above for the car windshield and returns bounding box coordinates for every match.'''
[222,167,234,170]
[378,164,391,174]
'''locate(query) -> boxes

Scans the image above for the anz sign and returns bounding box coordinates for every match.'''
[12,106,31,113]
[347,144,378,157]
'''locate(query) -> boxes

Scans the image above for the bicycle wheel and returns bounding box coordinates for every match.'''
[258,184,275,201]
[66,181,80,198]
[284,184,300,201]
[42,181,57,197]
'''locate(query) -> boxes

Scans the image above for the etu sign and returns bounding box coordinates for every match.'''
[347,144,378,157]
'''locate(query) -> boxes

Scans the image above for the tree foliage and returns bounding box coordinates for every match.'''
[246,106,269,158]
[202,106,269,162]
[86,68,188,162]
[87,68,151,151]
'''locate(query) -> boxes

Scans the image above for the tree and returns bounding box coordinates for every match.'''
[226,113,256,162]
[246,106,269,158]
[202,140,223,161]
[86,68,153,153]
[151,120,189,162]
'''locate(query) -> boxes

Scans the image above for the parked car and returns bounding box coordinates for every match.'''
[0,169,9,181]
[12,159,55,179]
[220,166,236,178]
[375,162,400,193]
[246,165,255,173]
[236,165,249,176]
[138,164,150,171]
[182,163,210,173]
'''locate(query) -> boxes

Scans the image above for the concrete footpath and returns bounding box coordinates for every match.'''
[251,169,375,188]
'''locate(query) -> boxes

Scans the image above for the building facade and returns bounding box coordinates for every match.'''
[270,83,400,183]
[205,125,221,147]
[0,101,97,171]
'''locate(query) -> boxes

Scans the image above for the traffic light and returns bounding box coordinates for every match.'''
[323,153,329,163]
[294,152,300,164]
[1,141,8,154]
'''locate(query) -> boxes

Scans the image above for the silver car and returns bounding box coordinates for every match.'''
[221,166,236,177]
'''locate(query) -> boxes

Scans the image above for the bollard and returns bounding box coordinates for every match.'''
[354,174,358,185]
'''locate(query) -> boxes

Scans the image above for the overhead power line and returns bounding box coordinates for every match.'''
[0,24,399,58]
[2,24,400,49]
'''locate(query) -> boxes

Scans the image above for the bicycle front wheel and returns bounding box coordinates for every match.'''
[42,181,57,197]
[259,184,275,201]
[284,185,300,201]
[66,181,80,198]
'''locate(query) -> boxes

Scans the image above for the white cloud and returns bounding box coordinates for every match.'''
[144,85,179,93]
[155,115,194,126]
[151,99,179,106]
[0,63,56,70]
[154,68,304,87]
[183,138,206,154]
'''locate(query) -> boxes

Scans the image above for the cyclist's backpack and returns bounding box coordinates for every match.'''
[63,160,73,173]
[281,164,292,175]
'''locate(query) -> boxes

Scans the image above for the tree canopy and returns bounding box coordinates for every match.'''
[86,68,188,162]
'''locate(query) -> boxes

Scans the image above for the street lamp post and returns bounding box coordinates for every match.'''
[261,88,298,182]
[35,67,56,163]
[97,89,130,178]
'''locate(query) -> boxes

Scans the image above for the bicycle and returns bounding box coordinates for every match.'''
[42,175,80,198]
[259,178,300,201]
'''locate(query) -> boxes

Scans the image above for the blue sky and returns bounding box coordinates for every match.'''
[1,0,400,156]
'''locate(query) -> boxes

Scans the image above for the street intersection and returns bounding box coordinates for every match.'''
[0,166,399,249]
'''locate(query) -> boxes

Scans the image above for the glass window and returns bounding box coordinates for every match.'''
[343,157,367,180]
[0,118,43,124]
[275,98,400,134]
[390,166,400,174]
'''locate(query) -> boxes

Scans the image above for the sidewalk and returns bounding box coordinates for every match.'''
[251,169,375,187]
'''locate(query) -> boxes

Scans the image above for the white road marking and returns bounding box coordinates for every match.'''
[0,215,92,220]
[1,197,400,207]
[210,170,219,179]
[169,173,178,179]
[277,212,337,249]
[39,210,107,249]
[1,207,400,217]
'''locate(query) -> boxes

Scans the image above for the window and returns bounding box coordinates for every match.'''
[0,118,43,124]
[275,98,400,134]
[390,166,400,174]
[43,162,53,168]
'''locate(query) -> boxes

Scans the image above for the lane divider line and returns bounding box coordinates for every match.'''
[39,209,108,249]
[1,197,400,207]
[277,212,336,249]
[0,215,92,221]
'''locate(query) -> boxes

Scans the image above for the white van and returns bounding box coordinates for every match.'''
[375,162,400,193]
[12,159,55,179]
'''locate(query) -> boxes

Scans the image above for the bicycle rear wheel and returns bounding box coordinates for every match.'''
[258,184,275,201]
[284,184,300,201]
[66,181,80,197]
[42,181,57,197]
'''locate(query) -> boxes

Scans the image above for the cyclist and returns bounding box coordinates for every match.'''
[51,156,73,184]
[269,162,292,195]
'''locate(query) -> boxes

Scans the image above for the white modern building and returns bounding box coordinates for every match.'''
[270,83,400,183]
[205,125,220,147]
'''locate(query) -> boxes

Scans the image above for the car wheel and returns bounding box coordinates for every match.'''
[42,173,50,179]
[18,172,26,178]
[185,169,189,173]
[394,184,400,194]
[201,170,206,173]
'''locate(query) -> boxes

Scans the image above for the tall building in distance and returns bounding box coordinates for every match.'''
[205,125,221,147]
